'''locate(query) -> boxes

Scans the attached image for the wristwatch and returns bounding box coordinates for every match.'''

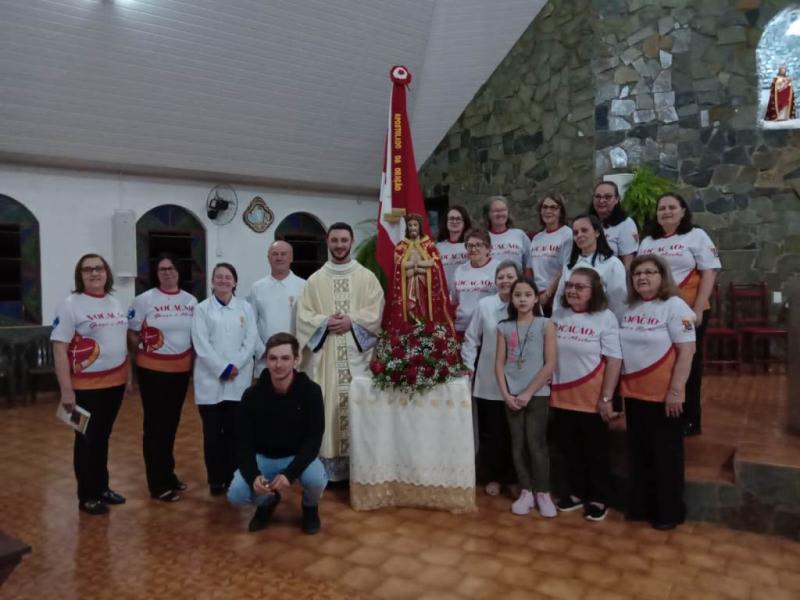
[601,396,611,404]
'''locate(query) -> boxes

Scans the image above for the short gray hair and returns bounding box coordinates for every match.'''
[495,260,521,280]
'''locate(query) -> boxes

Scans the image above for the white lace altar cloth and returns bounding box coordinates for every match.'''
[348,376,476,513]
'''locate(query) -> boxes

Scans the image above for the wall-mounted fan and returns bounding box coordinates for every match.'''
[206,184,238,225]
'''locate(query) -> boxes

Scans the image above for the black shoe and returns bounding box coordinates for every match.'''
[301,504,321,535]
[173,479,188,492]
[652,521,679,531]
[556,496,583,513]
[209,483,228,496]
[248,493,281,533]
[683,422,701,437]
[153,489,180,503]
[100,489,126,505]
[584,503,609,522]
[79,499,109,515]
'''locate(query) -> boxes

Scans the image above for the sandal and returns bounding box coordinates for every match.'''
[485,481,501,496]
[155,490,180,502]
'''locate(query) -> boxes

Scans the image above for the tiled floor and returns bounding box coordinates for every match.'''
[2,374,799,599]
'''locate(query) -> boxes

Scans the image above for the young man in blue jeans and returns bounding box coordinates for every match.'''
[228,332,327,534]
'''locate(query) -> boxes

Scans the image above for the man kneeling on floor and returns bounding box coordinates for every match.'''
[228,332,327,534]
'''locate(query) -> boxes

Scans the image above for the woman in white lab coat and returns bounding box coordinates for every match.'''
[191,262,258,495]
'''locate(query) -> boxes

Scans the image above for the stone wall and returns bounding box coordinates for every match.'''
[593,0,800,300]
[418,0,596,227]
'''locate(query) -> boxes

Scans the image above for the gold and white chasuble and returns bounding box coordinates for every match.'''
[296,260,384,462]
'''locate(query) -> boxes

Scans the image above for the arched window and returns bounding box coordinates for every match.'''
[136,205,207,301]
[757,7,800,127]
[0,194,41,326]
[275,212,327,279]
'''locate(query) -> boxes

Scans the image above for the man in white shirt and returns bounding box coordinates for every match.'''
[248,240,306,376]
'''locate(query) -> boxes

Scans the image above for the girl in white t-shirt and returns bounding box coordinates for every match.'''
[553,215,628,322]
[638,193,721,437]
[620,255,696,530]
[527,194,572,315]
[484,195,531,271]
[128,254,198,502]
[51,253,130,515]
[452,227,500,332]
[589,181,638,268]
[550,268,622,522]
[435,205,472,294]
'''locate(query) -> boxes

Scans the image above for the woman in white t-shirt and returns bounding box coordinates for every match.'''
[550,268,622,522]
[484,196,531,271]
[436,205,472,294]
[638,193,721,437]
[620,255,695,530]
[527,194,573,316]
[192,262,258,496]
[462,260,521,497]
[452,227,500,333]
[128,254,198,502]
[553,215,628,321]
[589,181,638,268]
[51,254,130,515]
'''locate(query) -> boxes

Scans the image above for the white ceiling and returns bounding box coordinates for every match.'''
[0,0,543,195]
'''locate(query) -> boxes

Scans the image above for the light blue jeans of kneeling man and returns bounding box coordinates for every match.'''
[227,455,328,508]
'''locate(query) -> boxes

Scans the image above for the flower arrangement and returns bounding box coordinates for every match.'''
[369,320,466,395]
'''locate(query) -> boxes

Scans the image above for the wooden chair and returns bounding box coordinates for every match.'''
[703,284,741,372]
[729,282,787,372]
[22,336,55,403]
[0,342,16,406]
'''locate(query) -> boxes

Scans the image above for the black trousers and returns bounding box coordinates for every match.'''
[74,385,125,502]
[552,407,611,506]
[625,398,685,525]
[197,401,239,487]
[476,398,516,485]
[138,367,191,496]
[683,309,709,430]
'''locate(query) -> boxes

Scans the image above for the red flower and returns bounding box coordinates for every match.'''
[369,361,385,375]
[434,337,448,351]
[408,336,420,347]
[399,322,414,335]
[431,349,443,360]
[439,366,450,379]
[390,371,403,383]
[392,347,406,359]
[410,354,425,366]
[423,365,435,378]
[404,366,418,384]
[445,352,459,365]
[423,321,436,335]
[390,335,401,347]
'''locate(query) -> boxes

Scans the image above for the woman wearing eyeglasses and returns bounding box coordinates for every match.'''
[128,254,198,502]
[552,214,628,322]
[484,196,531,271]
[452,228,500,333]
[436,205,472,293]
[589,181,638,269]
[638,193,720,437]
[528,194,572,316]
[620,255,695,530]
[51,254,131,515]
[550,268,622,522]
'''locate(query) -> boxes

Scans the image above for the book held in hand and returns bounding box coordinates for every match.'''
[56,404,91,434]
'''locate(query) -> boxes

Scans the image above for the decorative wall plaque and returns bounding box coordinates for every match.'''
[242,196,274,233]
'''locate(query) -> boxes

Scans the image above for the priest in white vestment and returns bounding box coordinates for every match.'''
[296,222,384,481]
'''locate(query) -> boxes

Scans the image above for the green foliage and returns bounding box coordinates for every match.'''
[622,166,675,230]
[354,234,387,291]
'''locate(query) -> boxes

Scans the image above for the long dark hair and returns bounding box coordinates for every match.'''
[503,278,539,322]
[538,193,568,229]
[645,193,695,239]
[73,253,114,294]
[437,205,472,242]
[589,180,628,227]
[567,214,615,269]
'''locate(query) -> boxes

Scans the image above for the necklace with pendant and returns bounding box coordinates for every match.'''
[515,318,535,369]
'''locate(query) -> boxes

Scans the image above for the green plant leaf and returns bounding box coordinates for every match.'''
[621,166,675,230]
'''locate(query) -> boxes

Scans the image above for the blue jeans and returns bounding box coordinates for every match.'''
[227,456,328,508]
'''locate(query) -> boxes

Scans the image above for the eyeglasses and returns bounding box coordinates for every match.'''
[564,283,590,291]
[447,217,463,222]
[158,267,177,273]
[465,242,485,250]
[81,266,105,274]
[593,194,616,201]
[633,269,660,277]
[541,205,560,211]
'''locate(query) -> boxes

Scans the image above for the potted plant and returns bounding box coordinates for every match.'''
[621,166,675,229]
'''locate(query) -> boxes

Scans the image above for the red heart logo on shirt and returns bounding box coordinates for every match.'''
[140,322,164,352]
[68,334,100,373]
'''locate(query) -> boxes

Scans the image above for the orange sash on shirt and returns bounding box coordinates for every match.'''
[678,270,709,310]
[72,361,129,391]
[620,346,675,403]
[136,349,193,373]
[551,360,605,413]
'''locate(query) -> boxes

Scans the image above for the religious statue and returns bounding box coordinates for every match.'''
[386,214,455,335]
[764,65,796,122]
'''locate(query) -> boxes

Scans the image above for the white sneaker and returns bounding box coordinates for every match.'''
[536,492,557,518]
[511,489,535,515]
